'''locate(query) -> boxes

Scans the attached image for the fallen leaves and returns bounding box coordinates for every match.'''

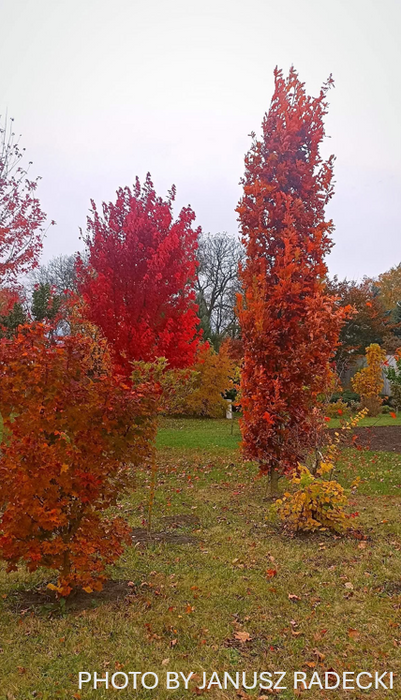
[348,628,360,639]
[266,569,277,578]
[234,631,252,644]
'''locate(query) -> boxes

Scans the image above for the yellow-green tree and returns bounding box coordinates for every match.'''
[183,343,234,417]
[351,343,386,415]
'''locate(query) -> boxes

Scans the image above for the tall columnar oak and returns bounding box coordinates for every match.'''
[78,174,200,375]
[0,324,158,596]
[237,67,348,488]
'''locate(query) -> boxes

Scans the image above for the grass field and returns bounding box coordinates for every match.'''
[328,413,401,429]
[1,417,401,699]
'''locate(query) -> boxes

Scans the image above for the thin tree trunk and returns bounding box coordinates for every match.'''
[269,466,279,498]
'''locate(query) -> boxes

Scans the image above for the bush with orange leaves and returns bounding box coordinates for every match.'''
[0,323,158,596]
[351,343,386,416]
[182,342,234,418]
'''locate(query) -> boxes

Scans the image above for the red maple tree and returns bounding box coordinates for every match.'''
[0,118,50,283]
[237,67,348,492]
[78,174,200,374]
[0,323,158,596]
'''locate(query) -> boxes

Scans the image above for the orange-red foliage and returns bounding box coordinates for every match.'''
[237,67,348,477]
[0,324,158,596]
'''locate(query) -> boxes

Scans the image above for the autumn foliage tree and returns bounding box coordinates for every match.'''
[181,342,234,417]
[0,117,50,284]
[328,276,394,377]
[78,174,200,375]
[137,342,234,418]
[351,342,386,416]
[377,263,401,311]
[237,67,348,493]
[0,323,158,596]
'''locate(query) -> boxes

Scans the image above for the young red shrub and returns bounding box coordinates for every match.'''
[78,174,200,374]
[0,323,158,596]
[237,67,348,491]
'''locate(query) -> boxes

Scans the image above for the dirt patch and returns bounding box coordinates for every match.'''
[7,579,134,614]
[328,425,401,453]
[160,514,200,529]
[352,426,401,453]
[132,528,199,546]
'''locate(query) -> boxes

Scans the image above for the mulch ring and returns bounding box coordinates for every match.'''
[329,425,401,453]
[132,514,201,547]
[7,580,136,614]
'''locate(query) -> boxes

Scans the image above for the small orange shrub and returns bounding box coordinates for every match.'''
[0,324,158,596]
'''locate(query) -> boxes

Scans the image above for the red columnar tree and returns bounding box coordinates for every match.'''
[237,67,348,492]
[0,118,49,283]
[78,174,200,374]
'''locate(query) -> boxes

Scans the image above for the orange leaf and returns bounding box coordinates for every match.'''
[234,631,252,643]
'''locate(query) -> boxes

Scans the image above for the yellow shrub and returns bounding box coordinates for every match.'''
[275,409,368,533]
[275,466,349,533]
[325,399,351,419]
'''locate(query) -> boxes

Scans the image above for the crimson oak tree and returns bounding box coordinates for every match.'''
[237,67,348,492]
[79,174,200,374]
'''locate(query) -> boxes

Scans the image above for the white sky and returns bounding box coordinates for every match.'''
[0,0,400,280]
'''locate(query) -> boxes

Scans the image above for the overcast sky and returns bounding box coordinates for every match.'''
[0,0,400,280]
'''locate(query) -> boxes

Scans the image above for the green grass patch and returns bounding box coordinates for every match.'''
[1,418,401,699]
[156,416,242,450]
[328,413,401,428]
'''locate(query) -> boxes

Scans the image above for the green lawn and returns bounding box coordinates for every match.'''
[156,416,242,450]
[328,413,401,429]
[1,418,401,699]
[156,414,401,452]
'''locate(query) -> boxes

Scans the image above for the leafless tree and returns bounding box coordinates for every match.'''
[195,232,243,348]
[27,253,79,295]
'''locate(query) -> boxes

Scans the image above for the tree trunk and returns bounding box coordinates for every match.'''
[269,466,279,498]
